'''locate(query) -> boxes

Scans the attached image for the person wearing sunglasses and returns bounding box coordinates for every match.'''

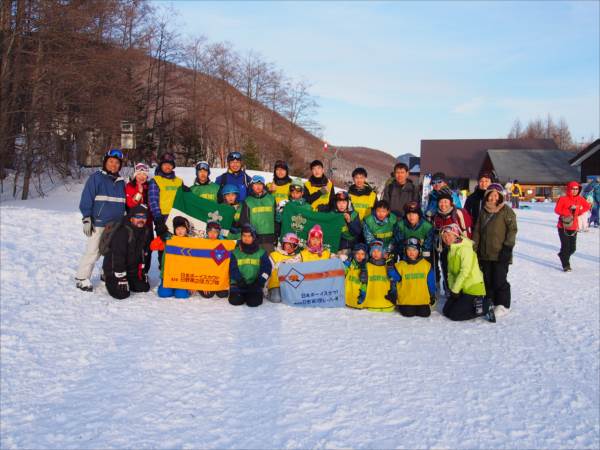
[424,172,463,219]
[554,181,591,272]
[216,151,252,202]
[76,149,126,292]
[148,153,184,242]
[101,204,152,300]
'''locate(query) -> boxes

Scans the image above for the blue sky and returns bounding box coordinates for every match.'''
[163,1,599,156]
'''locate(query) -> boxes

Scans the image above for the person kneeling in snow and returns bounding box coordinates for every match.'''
[300,224,333,261]
[358,241,396,312]
[267,232,301,303]
[441,224,495,322]
[344,243,368,309]
[388,238,436,317]
[151,216,192,299]
[229,224,273,307]
[102,204,152,300]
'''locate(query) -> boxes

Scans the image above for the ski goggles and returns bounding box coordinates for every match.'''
[227,151,242,161]
[196,162,210,171]
[432,179,445,185]
[132,214,147,219]
[290,185,303,192]
[105,149,123,159]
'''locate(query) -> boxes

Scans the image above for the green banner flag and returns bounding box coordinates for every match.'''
[166,189,235,237]
[280,201,346,252]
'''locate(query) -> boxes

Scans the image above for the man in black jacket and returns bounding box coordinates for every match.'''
[464,171,493,226]
[102,205,152,300]
[382,163,420,218]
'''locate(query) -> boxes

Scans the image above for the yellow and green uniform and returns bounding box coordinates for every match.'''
[243,193,275,235]
[154,175,183,214]
[267,180,292,205]
[344,259,364,309]
[363,213,397,252]
[349,185,377,220]
[362,261,395,311]
[232,247,266,284]
[268,250,298,289]
[300,248,331,262]
[447,238,486,296]
[190,182,220,202]
[394,258,433,306]
[304,178,334,211]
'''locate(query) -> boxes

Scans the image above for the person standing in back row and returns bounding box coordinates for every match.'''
[76,149,126,292]
[382,162,420,219]
[464,171,493,226]
[304,160,335,211]
[216,151,252,203]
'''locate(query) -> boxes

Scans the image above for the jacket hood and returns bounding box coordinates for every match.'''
[567,181,581,197]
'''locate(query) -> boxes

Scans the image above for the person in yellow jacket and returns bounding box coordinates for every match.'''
[348,167,377,220]
[440,223,496,322]
[344,243,368,309]
[388,238,436,317]
[148,153,184,237]
[267,232,301,303]
[300,224,332,261]
[358,240,395,312]
[510,179,523,209]
[304,160,335,211]
[267,160,293,238]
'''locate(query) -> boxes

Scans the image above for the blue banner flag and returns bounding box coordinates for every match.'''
[278,259,346,307]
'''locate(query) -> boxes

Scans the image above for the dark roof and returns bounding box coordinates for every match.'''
[420,138,558,179]
[569,139,600,166]
[487,149,580,184]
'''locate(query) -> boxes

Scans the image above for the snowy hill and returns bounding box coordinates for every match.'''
[1,173,599,449]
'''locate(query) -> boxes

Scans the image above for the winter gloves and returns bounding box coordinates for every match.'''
[359,269,368,284]
[154,216,168,237]
[115,272,129,297]
[430,294,437,306]
[385,289,397,304]
[357,290,366,305]
[82,217,93,237]
[498,245,513,264]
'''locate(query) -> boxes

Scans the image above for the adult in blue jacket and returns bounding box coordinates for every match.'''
[215,151,252,202]
[425,172,462,219]
[76,149,126,292]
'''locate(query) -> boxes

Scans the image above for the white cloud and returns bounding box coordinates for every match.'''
[452,96,486,114]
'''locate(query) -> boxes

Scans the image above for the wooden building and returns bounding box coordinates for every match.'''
[569,139,600,183]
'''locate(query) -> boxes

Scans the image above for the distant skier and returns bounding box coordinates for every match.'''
[554,181,591,271]
[510,180,523,209]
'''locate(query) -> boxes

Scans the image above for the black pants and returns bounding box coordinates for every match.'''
[229,289,263,307]
[105,275,149,300]
[397,305,431,317]
[443,293,491,321]
[480,260,511,308]
[435,247,450,293]
[201,290,229,298]
[558,228,577,269]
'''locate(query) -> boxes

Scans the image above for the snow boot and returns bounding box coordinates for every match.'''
[76,278,93,292]
[484,302,496,323]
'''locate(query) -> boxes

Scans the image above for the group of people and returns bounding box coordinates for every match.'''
[74,147,591,322]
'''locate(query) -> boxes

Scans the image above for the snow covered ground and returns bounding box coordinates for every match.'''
[1,171,599,449]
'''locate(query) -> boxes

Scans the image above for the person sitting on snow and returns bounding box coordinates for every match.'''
[300,224,332,261]
[344,243,369,309]
[441,224,495,323]
[151,216,193,299]
[229,224,272,307]
[76,149,126,292]
[357,240,395,312]
[267,232,301,303]
[102,204,152,300]
[388,238,436,317]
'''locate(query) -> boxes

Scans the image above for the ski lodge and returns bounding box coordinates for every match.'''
[569,138,600,183]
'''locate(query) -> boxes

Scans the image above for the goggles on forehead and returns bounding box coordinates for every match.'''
[228,152,242,161]
[106,149,123,159]
[132,214,147,219]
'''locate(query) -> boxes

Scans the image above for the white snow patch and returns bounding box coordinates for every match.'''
[1,177,599,449]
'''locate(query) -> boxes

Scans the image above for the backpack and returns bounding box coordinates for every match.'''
[99,221,134,256]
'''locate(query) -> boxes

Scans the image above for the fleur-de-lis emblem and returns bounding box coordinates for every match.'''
[208,210,223,222]
[291,214,307,232]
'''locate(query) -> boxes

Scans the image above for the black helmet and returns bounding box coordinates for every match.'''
[159,152,176,169]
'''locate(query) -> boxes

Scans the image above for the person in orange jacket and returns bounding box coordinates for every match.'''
[554,181,591,271]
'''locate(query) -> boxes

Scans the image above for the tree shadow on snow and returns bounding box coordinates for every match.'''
[517,237,599,263]
[513,251,563,271]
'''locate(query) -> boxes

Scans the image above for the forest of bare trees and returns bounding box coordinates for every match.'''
[507,115,593,151]
[1,0,323,199]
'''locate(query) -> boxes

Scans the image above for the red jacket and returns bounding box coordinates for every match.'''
[125,180,153,224]
[433,207,473,238]
[555,181,591,231]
